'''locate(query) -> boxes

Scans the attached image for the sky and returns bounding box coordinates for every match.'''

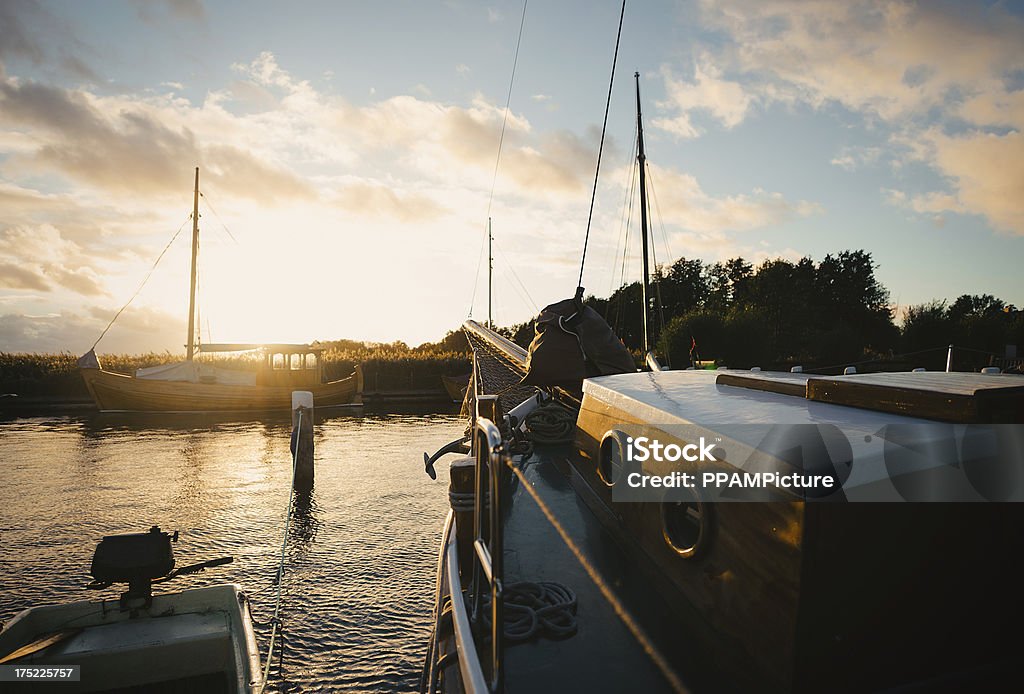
[1,0,1022,354]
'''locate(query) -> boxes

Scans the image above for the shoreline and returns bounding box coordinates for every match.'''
[0,389,458,416]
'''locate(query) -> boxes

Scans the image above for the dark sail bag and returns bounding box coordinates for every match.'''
[521,297,636,388]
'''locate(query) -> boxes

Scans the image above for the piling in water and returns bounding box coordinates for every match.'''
[291,391,314,491]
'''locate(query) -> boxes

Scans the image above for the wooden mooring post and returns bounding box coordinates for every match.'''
[291,391,314,491]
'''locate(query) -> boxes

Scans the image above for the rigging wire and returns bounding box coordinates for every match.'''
[89,214,193,351]
[645,165,668,341]
[493,237,538,313]
[645,164,675,269]
[577,0,628,291]
[199,191,239,245]
[469,0,529,318]
[611,154,638,333]
[607,122,639,298]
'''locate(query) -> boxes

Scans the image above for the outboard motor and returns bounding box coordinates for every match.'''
[88,525,231,609]
[90,526,177,607]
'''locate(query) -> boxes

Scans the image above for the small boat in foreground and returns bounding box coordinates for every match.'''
[0,526,262,693]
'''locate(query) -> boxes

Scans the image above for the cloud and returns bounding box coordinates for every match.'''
[456,63,470,76]
[830,146,882,171]
[640,164,821,233]
[0,262,48,291]
[0,305,185,353]
[691,0,1024,234]
[0,73,316,202]
[333,181,448,222]
[701,1,1024,122]
[132,0,205,23]
[0,225,108,296]
[654,60,754,138]
[0,0,99,80]
[887,129,1024,233]
[0,1,46,65]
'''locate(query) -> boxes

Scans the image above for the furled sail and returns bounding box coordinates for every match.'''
[521,297,636,388]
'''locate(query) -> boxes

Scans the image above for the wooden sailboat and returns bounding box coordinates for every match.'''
[79,168,362,412]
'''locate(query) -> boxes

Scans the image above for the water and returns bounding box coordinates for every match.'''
[0,408,464,692]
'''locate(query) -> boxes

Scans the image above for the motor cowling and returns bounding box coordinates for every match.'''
[90,525,176,586]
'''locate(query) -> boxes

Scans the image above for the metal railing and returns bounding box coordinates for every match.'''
[469,396,508,693]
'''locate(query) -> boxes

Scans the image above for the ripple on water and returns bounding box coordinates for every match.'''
[0,411,464,693]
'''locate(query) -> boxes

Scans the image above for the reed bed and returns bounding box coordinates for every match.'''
[0,343,472,399]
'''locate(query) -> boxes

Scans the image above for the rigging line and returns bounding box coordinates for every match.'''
[468,219,490,318]
[499,266,532,319]
[612,162,637,332]
[608,123,639,298]
[493,237,538,312]
[199,191,239,245]
[89,214,192,351]
[645,168,667,338]
[469,0,529,317]
[577,0,628,291]
[619,155,638,291]
[506,460,689,694]
[645,163,674,266]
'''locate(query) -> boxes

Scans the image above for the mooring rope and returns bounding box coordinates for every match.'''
[258,408,303,694]
[506,458,689,693]
[577,0,628,291]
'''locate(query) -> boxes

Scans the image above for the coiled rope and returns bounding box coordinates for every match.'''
[506,459,688,693]
[523,403,577,445]
[481,581,578,642]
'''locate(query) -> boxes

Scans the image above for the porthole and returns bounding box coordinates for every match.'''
[598,430,629,487]
[662,489,710,558]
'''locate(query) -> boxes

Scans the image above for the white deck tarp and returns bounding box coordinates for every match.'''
[135,361,257,386]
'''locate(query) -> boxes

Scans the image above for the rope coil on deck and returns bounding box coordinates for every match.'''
[523,404,576,445]
[482,581,578,642]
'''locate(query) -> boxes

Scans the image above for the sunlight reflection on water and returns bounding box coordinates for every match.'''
[0,409,463,693]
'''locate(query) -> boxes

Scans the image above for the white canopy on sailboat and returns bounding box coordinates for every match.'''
[135,361,257,386]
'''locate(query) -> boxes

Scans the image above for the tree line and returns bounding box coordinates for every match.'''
[492,250,1022,374]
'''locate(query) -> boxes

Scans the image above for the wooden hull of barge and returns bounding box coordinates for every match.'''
[80,367,362,412]
[571,373,1024,692]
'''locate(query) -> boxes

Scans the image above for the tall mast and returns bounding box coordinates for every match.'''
[487,217,493,329]
[186,167,200,361]
[635,72,652,356]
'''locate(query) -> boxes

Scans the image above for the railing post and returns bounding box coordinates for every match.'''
[489,438,504,693]
[468,414,506,692]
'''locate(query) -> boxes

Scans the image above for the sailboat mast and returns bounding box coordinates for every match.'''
[488,217,493,329]
[635,72,652,356]
[186,167,200,361]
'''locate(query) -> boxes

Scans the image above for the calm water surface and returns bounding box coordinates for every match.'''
[0,408,464,692]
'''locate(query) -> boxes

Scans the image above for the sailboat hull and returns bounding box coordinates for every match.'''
[80,367,361,412]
